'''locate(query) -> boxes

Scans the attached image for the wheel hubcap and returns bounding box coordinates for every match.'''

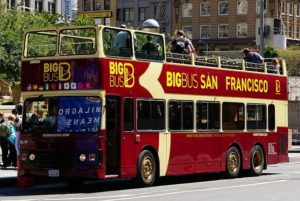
[253,150,263,170]
[229,152,239,173]
[142,156,153,182]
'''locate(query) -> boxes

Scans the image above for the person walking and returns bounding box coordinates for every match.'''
[0,112,9,168]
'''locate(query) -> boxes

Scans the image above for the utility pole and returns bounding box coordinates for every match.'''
[260,0,264,57]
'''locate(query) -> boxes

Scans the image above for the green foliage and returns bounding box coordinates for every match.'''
[263,45,279,58]
[0,7,60,81]
[70,15,94,26]
[278,49,300,76]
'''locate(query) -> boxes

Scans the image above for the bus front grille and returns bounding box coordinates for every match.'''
[35,151,75,167]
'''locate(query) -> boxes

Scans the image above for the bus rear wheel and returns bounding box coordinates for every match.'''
[225,146,241,178]
[136,150,157,186]
[249,145,264,176]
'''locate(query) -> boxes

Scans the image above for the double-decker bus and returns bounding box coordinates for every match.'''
[18,25,288,187]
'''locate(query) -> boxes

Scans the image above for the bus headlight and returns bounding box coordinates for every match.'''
[79,154,86,162]
[29,153,36,161]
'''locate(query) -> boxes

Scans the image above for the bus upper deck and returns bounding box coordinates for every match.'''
[22,25,286,76]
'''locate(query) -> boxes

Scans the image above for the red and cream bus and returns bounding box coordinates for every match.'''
[18,25,288,187]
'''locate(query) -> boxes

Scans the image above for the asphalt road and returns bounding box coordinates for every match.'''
[1,162,300,201]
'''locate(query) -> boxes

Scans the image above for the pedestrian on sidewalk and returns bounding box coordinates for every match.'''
[0,112,9,168]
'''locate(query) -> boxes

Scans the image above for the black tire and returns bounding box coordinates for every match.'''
[249,145,265,176]
[225,146,241,178]
[136,150,157,186]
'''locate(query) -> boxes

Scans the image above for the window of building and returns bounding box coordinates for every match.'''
[237,0,248,15]
[35,0,43,12]
[124,98,134,131]
[218,24,229,38]
[83,0,90,11]
[182,3,193,17]
[48,1,56,14]
[23,0,31,12]
[124,8,134,21]
[137,99,165,131]
[297,3,300,16]
[196,102,220,130]
[290,1,294,15]
[256,0,267,14]
[237,23,248,38]
[222,102,244,130]
[268,104,275,130]
[289,25,293,37]
[169,100,193,131]
[297,26,300,38]
[182,26,192,39]
[218,1,229,15]
[281,0,286,14]
[104,0,110,10]
[6,0,16,10]
[104,18,110,26]
[154,2,166,18]
[93,0,101,11]
[139,7,146,21]
[200,25,210,39]
[200,2,210,16]
[247,104,266,130]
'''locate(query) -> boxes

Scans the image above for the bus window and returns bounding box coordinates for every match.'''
[134,32,164,61]
[103,27,132,57]
[59,28,96,55]
[168,100,193,131]
[25,30,57,57]
[268,104,275,130]
[137,99,165,131]
[124,98,134,131]
[222,102,244,131]
[247,104,266,130]
[196,102,220,130]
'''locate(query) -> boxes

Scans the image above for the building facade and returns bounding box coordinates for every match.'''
[77,0,116,26]
[172,0,300,53]
[1,0,62,15]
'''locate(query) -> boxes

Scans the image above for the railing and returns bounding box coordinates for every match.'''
[166,53,286,75]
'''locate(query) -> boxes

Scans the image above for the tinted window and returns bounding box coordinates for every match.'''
[222,102,244,130]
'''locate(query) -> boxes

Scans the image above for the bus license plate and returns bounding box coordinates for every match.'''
[48,170,59,177]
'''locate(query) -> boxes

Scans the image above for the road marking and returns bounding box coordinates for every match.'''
[100,180,288,201]
[43,194,132,201]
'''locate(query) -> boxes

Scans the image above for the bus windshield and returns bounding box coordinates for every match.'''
[23,96,102,133]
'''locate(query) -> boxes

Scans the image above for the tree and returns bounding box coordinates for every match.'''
[0,6,60,81]
[278,48,300,76]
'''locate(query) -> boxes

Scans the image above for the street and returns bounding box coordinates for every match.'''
[1,162,300,201]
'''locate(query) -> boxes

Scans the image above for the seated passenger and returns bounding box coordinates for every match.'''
[114,24,131,53]
[271,58,280,74]
[141,35,158,55]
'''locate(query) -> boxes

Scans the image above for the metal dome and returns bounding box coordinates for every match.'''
[142,19,160,29]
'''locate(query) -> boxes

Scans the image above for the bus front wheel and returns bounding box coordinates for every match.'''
[249,145,264,176]
[136,150,157,186]
[225,146,241,178]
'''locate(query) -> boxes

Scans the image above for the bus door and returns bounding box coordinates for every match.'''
[105,96,120,175]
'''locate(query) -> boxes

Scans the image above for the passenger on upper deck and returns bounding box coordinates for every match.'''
[171,30,194,55]
[272,58,281,74]
[114,24,131,52]
[242,48,264,63]
[142,35,158,54]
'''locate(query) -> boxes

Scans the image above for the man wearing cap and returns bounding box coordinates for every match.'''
[243,48,264,63]
[114,24,131,53]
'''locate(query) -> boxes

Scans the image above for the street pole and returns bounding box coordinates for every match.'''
[260,0,264,57]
